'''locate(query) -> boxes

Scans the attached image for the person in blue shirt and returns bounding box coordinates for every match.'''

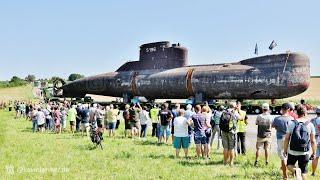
[80,104,90,137]
[311,107,320,176]
[272,103,292,179]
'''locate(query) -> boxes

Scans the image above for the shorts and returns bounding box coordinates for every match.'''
[277,138,286,160]
[135,122,141,130]
[173,136,190,149]
[82,123,90,129]
[171,125,174,135]
[125,120,131,130]
[221,131,236,150]
[256,137,271,150]
[130,121,135,128]
[205,128,212,143]
[104,120,109,129]
[108,122,116,130]
[38,123,45,128]
[96,118,103,128]
[194,133,208,145]
[160,125,171,137]
[70,121,75,126]
[287,153,309,174]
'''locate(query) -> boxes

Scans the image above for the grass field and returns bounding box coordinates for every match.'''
[0,85,34,102]
[1,110,319,180]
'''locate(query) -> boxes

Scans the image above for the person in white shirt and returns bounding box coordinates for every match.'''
[140,106,151,138]
[173,109,192,158]
[36,107,46,133]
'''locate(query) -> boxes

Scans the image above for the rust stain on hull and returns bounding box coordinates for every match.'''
[186,68,195,97]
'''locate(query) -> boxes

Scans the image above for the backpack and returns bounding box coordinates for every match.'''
[290,120,310,152]
[219,111,235,132]
[210,111,216,127]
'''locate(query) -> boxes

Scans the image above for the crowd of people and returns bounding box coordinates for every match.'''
[5,99,320,179]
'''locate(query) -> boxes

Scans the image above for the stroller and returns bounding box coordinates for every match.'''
[89,122,104,150]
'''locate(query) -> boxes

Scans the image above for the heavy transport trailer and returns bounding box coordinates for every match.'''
[52,41,310,105]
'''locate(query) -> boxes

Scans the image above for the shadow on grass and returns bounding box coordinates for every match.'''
[21,128,33,133]
[177,159,248,167]
[114,151,134,159]
[178,159,225,166]
[76,143,103,151]
[211,151,223,155]
[147,154,175,159]
[134,140,159,146]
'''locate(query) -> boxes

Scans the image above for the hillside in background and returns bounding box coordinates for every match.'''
[0,85,34,102]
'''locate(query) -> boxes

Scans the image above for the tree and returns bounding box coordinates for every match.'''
[9,76,27,86]
[48,76,64,84]
[68,73,85,81]
[10,76,24,83]
[25,74,36,83]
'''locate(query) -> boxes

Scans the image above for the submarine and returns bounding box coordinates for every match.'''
[53,41,310,102]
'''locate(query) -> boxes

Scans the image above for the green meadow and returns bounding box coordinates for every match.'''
[0,86,319,179]
[0,110,285,180]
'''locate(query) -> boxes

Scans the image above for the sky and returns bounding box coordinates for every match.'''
[0,0,319,81]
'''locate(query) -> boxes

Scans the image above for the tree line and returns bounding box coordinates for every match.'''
[0,73,85,88]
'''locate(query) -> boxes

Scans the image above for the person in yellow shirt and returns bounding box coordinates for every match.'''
[107,104,119,138]
[236,101,248,155]
[67,105,77,134]
[150,104,160,138]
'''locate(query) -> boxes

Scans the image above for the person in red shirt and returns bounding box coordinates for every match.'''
[53,106,62,134]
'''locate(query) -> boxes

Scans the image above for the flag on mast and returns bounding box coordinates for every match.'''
[254,43,258,55]
[269,40,277,50]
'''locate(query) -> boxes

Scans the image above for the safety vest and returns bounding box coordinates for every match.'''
[150,108,160,123]
[237,110,247,133]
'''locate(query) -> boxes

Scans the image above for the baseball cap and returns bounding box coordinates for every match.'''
[316,106,320,114]
[281,103,291,110]
[262,103,269,110]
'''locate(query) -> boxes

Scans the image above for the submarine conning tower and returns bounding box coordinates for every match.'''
[116,41,188,72]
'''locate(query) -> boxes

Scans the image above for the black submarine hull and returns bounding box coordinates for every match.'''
[61,52,310,100]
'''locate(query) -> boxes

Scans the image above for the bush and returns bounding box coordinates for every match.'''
[0,76,28,88]
[68,73,85,81]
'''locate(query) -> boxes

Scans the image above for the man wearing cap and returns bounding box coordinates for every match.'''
[311,107,320,176]
[272,103,293,179]
[284,105,316,180]
[221,101,240,166]
[255,103,274,166]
